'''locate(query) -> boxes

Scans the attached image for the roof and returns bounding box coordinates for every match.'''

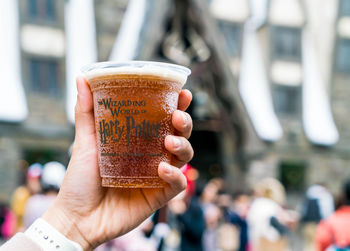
[302,29,339,146]
[239,24,283,142]
[236,0,282,142]
[109,0,147,61]
[250,0,270,27]
[0,0,28,122]
[65,0,97,124]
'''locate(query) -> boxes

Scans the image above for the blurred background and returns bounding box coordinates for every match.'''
[1,0,350,250]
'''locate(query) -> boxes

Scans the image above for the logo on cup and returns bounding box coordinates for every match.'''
[98,98,161,145]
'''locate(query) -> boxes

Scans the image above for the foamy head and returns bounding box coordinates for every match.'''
[82,61,191,86]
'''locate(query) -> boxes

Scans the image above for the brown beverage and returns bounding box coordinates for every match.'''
[83,62,190,188]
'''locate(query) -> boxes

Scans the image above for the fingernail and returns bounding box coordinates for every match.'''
[181,112,188,127]
[173,137,181,149]
[161,162,173,175]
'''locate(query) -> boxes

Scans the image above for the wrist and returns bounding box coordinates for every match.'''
[42,205,91,251]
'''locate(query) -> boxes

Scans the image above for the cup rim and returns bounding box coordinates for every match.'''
[81,61,191,77]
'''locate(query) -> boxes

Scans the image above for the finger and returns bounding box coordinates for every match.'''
[172,110,192,139]
[158,162,187,195]
[165,135,194,167]
[75,77,96,139]
[178,89,192,111]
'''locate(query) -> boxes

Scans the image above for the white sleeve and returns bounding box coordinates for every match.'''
[24,218,83,251]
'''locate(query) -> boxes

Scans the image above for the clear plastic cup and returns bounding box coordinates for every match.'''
[82,61,191,188]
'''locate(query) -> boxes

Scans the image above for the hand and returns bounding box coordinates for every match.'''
[42,77,194,250]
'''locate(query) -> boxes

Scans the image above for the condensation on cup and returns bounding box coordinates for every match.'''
[82,61,191,188]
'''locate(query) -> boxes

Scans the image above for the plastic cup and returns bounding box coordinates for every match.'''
[82,61,191,188]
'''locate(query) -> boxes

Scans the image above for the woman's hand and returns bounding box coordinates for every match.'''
[42,77,194,250]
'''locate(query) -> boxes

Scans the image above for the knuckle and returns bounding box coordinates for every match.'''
[172,137,184,152]
[183,112,192,129]
[176,139,189,155]
[174,171,187,191]
[188,147,194,161]
[183,113,193,138]
[183,140,194,159]
[185,112,192,123]
[180,179,187,191]
[185,129,192,139]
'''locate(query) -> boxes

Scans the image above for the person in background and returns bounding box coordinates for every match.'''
[315,179,350,251]
[166,164,205,251]
[301,183,334,251]
[220,192,250,251]
[10,163,42,232]
[199,179,221,214]
[304,184,334,220]
[0,202,15,242]
[247,178,295,251]
[95,217,158,251]
[23,161,66,228]
[202,203,221,251]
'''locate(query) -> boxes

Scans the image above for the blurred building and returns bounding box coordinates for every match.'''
[94,0,129,61]
[239,0,350,197]
[0,0,72,202]
[93,0,350,196]
[232,0,350,197]
[333,0,350,149]
[1,0,350,202]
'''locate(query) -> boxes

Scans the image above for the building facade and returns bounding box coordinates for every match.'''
[0,0,72,202]
[1,0,350,202]
[245,0,350,197]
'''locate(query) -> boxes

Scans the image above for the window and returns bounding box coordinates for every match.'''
[217,20,240,57]
[28,0,57,21]
[273,84,300,115]
[340,0,350,16]
[29,58,59,97]
[271,26,301,60]
[46,0,56,20]
[335,39,350,73]
[29,0,37,17]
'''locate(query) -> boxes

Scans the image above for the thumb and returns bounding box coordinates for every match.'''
[74,77,96,141]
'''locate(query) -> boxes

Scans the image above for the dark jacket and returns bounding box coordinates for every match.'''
[178,198,205,251]
[225,209,248,251]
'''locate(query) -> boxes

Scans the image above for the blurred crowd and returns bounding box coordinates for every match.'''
[1,162,350,251]
[0,161,65,245]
